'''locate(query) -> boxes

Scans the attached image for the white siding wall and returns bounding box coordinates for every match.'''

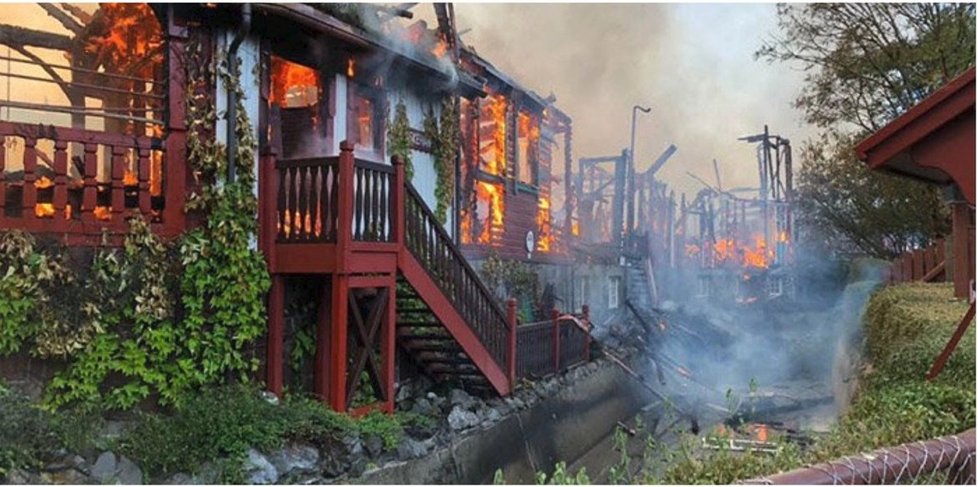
[386,86,455,238]
[215,31,261,248]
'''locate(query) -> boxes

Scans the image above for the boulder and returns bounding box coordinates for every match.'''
[115,456,143,485]
[396,437,429,460]
[449,389,477,411]
[243,449,279,485]
[90,452,117,481]
[447,406,480,432]
[269,442,320,476]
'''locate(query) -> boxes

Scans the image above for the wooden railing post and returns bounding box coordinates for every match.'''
[336,141,355,272]
[551,308,560,374]
[507,298,518,387]
[391,155,405,246]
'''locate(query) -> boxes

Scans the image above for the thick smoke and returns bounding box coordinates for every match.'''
[438,3,814,196]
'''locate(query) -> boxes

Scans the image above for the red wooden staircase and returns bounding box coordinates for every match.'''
[260,142,516,414]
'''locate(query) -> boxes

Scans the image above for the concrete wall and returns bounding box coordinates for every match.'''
[356,357,654,484]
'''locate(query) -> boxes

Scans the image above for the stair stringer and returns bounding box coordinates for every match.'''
[398,251,512,396]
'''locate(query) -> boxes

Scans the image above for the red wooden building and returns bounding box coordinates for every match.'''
[0,3,591,413]
[855,67,975,301]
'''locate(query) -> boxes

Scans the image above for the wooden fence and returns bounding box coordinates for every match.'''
[886,239,946,283]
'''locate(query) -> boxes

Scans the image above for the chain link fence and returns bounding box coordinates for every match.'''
[742,428,975,484]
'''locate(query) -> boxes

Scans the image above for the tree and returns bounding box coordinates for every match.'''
[758,3,974,258]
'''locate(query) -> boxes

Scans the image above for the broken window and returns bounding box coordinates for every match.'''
[349,84,384,155]
[517,111,538,185]
[270,55,326,160]
[478,94,507,177]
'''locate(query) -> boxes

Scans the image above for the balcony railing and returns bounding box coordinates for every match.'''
[0,121,183,241]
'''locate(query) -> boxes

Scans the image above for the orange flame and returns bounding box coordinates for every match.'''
[476,181,504,245]
[480,95,507,176]
[347,58,356,78]
[271,56,320,107]
[431,39,449,59]
[536,196,553,252]
[33,177,71,219]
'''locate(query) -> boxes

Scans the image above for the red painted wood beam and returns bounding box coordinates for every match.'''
[951,202,973,299]
[507,298,517,388]
[314,277,331,400]
[266,275,285,397]
[399,252,511,395]
[329,274,349,411]
[927,303,975,381]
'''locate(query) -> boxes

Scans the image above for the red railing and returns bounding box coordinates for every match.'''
[886,238,946,283]
[404,183,513,369]
[0,121,184,241]
[516,310,591,380]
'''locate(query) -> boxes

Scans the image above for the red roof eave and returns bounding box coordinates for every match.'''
[855,67,976,168]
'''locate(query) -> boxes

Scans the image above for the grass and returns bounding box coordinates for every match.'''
[606,282,975,484]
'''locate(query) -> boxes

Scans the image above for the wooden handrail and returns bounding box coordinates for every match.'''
[403,182,512,367]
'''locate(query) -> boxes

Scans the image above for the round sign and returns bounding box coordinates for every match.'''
[525,231,535,253]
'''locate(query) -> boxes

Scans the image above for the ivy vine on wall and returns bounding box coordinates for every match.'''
[387,100,413,181]
[0,40,270,411]
[423,98,460,225]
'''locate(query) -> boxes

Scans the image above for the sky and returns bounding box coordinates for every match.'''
[441,3,818,198]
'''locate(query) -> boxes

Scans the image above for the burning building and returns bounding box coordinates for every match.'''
[0,3,592,413]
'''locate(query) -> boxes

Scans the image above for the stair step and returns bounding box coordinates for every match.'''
[396,308,431,313]
[426,363,478,373]
[404,344,462,353]
[397,333,452,341]
[396,321,443,327]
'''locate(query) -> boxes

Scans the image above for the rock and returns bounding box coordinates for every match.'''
[449,389,477,411]
[447,406,480,431]
[321,451,349,478]
[484,408,502,425]
[115,456,143,485]
[7,468,38,484]
[269,442,320,477]
[396,437,429,459]
[426,392,447,411]
[40,468,91,484]
[243,448,279,485]
[163,473,194,485]
[410,398,435,416]
[192,461,221,484]
[364,434,384,457]
[91,452,118,483]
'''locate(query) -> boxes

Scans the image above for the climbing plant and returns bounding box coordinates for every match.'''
[423,97,459,225]
[42,41,269,410]
[387,100,413,180]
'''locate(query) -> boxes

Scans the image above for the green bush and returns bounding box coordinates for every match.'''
[119,385,403,481]
[0,385,99,478]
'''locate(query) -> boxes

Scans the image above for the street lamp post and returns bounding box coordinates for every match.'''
[627,105,652,236]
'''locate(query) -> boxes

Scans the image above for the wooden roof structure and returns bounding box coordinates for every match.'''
[855,67,975,205]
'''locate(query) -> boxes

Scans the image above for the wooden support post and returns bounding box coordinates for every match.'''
[81,143,97,225]
[266,275,285,397]
[383,282,397,413]
[951,202,972,299]
[53,140,68,219]
[551,308,561,374]
[391,155,405,245]
[330,275,349,411]
[507,298,518,387]
[314,278,331,400]
[927,303,975,381]
[163,11,188,237]
[22,138,37,222]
